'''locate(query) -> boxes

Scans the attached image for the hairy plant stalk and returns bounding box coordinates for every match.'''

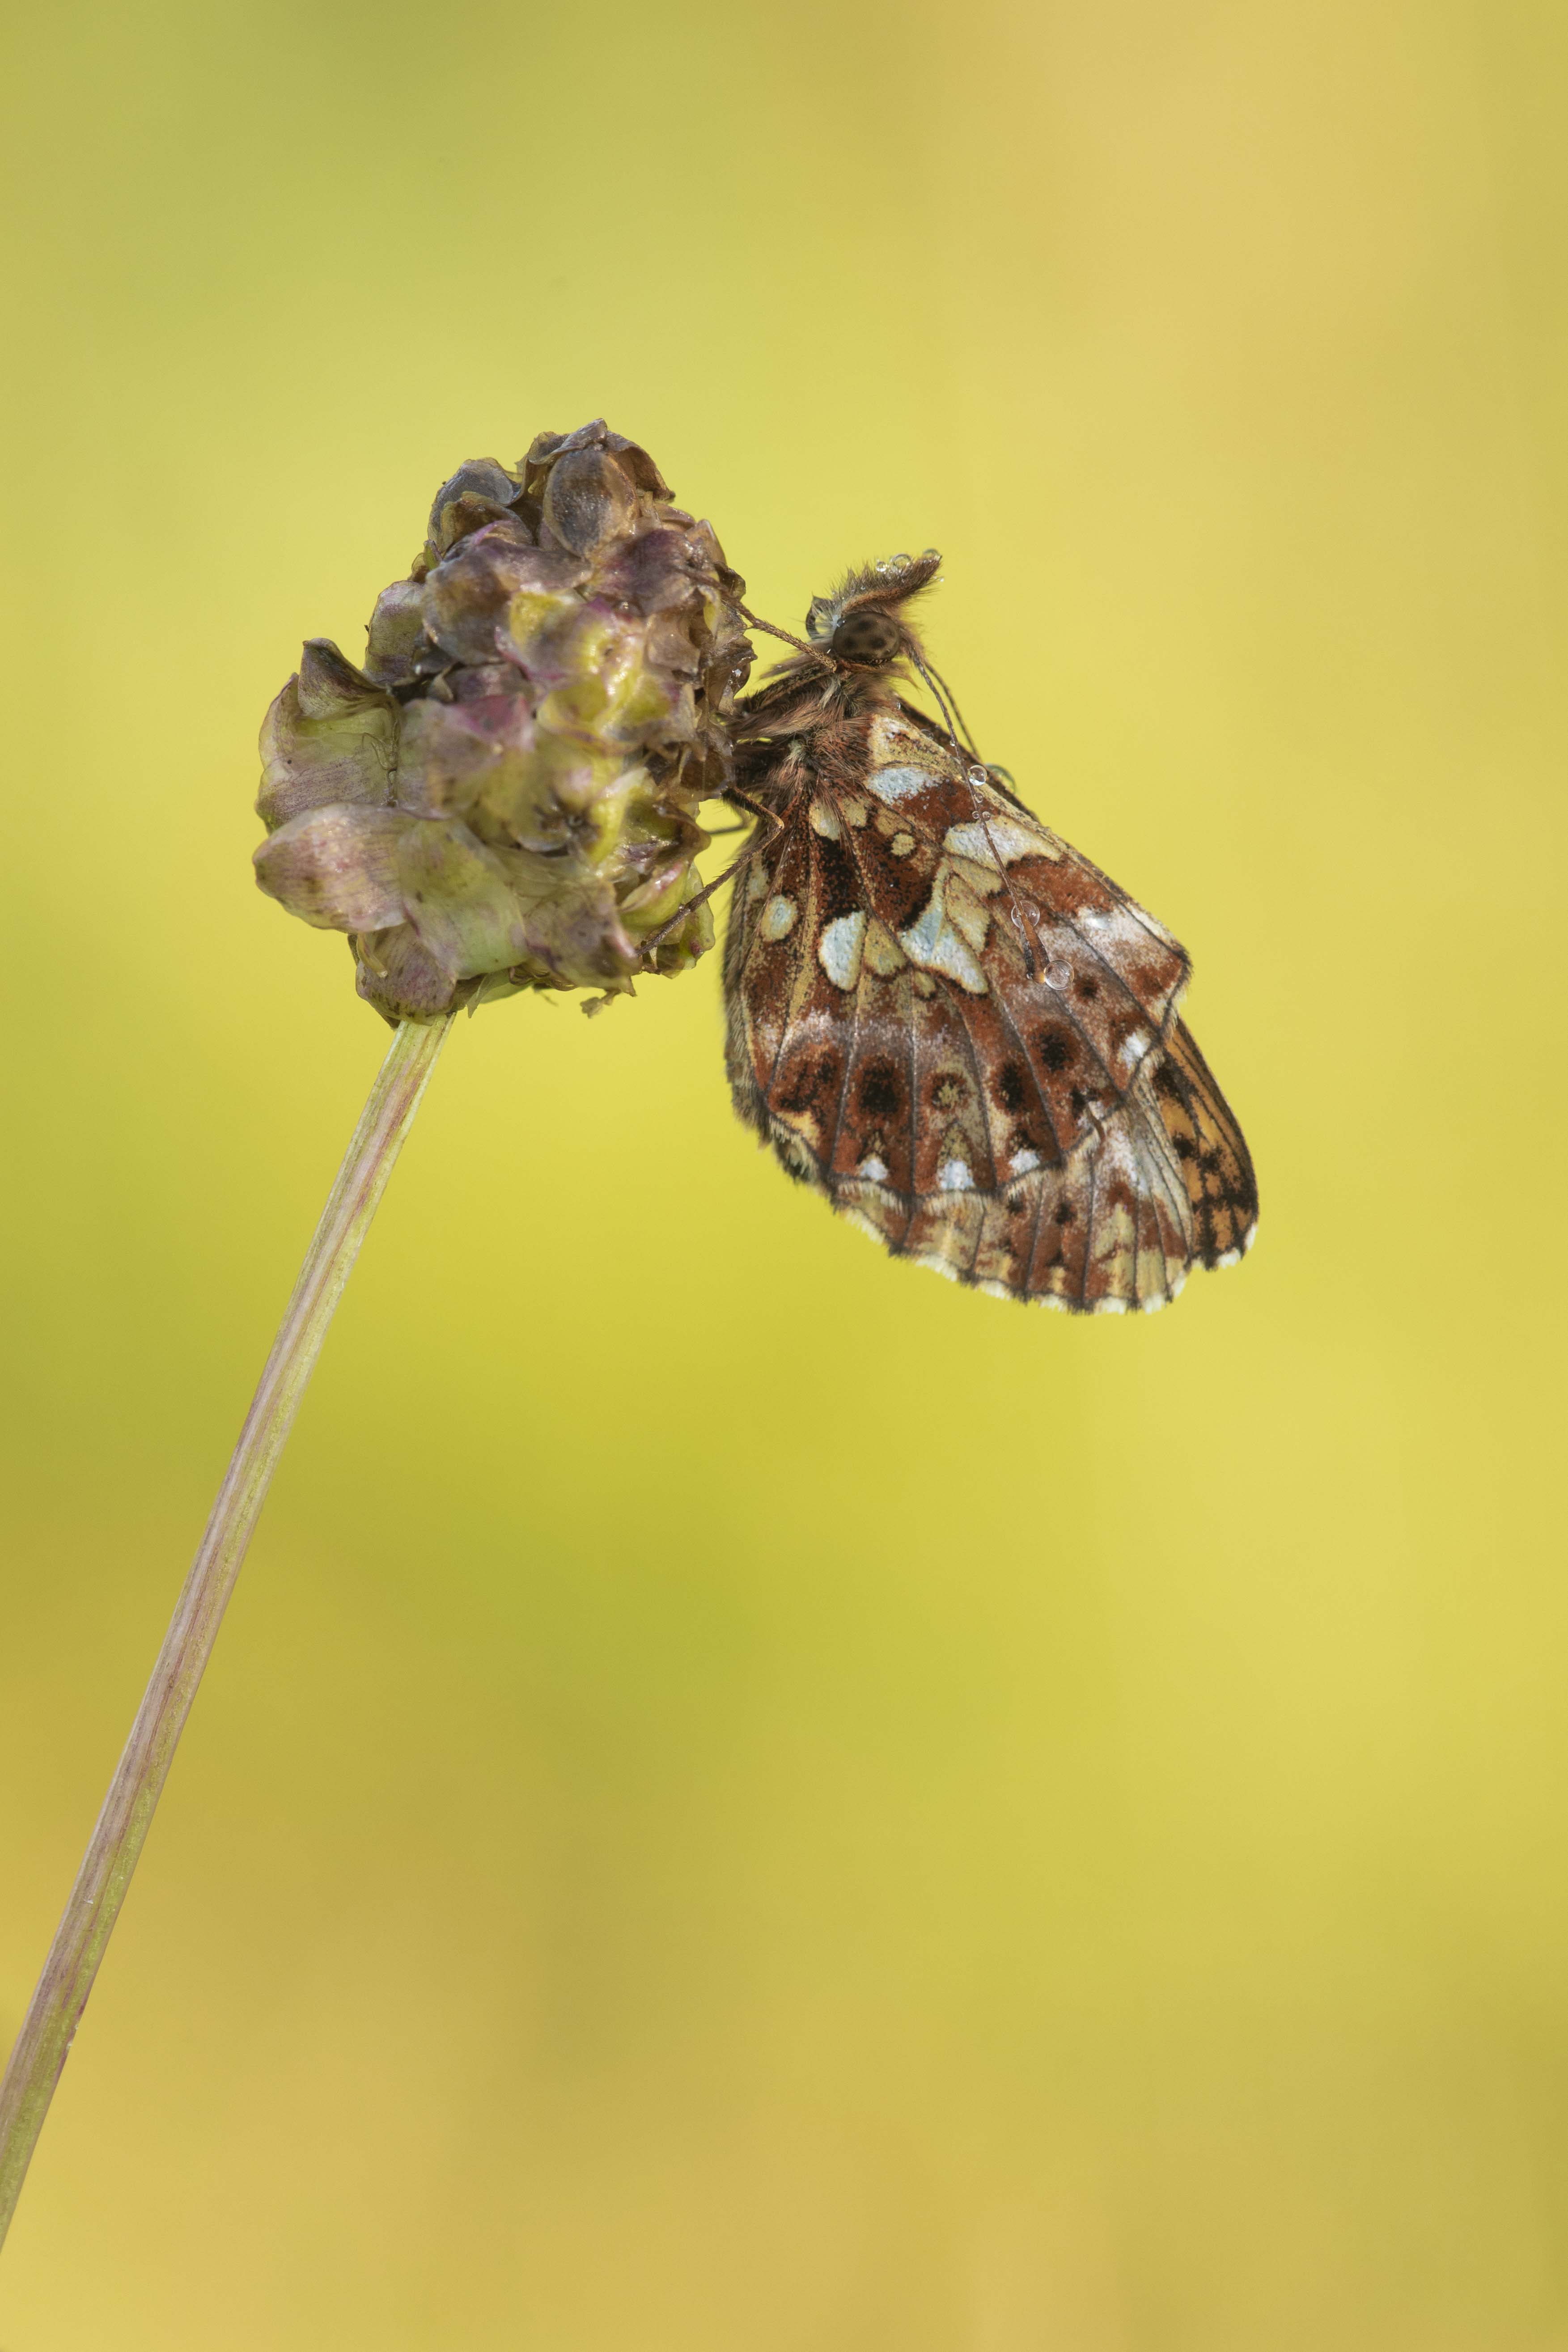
[0,1013,454,2253]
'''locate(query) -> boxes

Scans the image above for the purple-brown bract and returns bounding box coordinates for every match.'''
[719,553,1258,1313]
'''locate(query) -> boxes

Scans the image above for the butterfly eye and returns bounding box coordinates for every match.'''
[830,608,903,665]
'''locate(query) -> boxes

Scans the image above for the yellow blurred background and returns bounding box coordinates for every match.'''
[1,0,1564,2343]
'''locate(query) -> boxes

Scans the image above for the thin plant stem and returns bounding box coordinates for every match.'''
[0,1012,455,2253]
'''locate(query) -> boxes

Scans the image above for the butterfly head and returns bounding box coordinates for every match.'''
[804,549,942,671]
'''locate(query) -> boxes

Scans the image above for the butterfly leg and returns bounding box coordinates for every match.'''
[636,788,786,962]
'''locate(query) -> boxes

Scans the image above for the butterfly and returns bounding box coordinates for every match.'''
[715,551,1258,1314]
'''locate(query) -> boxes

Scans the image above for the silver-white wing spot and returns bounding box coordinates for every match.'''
[1068,897,1182,959]
[818,910,867,989]
[761,894,797,941]
[867,766,934,805]
[943,815,1047,865]
[898,887,988,994]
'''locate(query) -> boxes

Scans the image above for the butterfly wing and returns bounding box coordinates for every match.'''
[829,1033,1259,1312]
[724,712,1255,1313]
[1147,1016,1259,1269]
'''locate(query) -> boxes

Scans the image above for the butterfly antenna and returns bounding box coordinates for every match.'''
[636,787,784,962]
[926,661,983,763]
[737,603,833,666]
[908,649,972,765]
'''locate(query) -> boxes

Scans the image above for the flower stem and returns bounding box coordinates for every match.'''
[0,1013,454,2254]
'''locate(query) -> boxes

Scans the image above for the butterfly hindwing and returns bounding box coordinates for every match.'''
[826,1057,1201,1313]
[1147,1017,1259,1268]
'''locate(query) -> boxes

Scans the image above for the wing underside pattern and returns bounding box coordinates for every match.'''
[723,713,1256,1313]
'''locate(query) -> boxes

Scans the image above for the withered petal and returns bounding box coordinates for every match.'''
[254,804,411,931]
[426,459,522,542]
[295,637,388,720]
[540,446,638,558]
[363,579,435,687]
[257,670,397,829]
[354,922,461,1023]
[398,820,534,979]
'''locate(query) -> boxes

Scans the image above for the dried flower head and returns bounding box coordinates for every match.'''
[254,422,751,1021]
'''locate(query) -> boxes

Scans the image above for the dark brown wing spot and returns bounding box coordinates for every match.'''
[1074,975,1099,1002]
[994,1059,1027,1112]
[866,844,936,929]
[1033,1026,1075,1073]
[858,1062,903,1118]
[813,831,865,922]
[777,1051,841,1115]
